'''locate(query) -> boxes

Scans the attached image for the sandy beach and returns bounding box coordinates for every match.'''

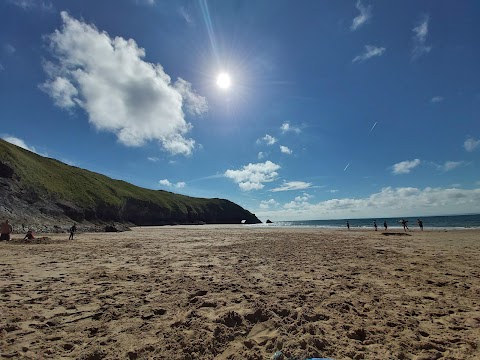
[1,226,479,359]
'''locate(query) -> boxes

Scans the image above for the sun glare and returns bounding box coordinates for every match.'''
[216,72,231,90]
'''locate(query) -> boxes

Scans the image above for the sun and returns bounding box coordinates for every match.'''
[216,72,231,90]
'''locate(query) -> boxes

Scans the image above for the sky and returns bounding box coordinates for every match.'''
[1,0,479,221]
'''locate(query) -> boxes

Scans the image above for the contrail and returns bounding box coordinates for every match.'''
[199,0,219,65]
[368,121,378,135]
[343,163,350,171]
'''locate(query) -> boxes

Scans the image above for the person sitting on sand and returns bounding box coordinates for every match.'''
[400,219,409,232]
[69,224,77,240]
[23,230,35,240]
[0,219,13,241]
[417,219,424,231]
[384,221,387,231]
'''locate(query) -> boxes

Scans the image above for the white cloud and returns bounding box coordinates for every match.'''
[159,179,185,188]
[391,159,421,174]
[412,16,431,60]
[260,199,279,209]
[4,44,16,54]
[436,161,465,172]
[1,135,47,156]
[464,137,480,152]
[295,193,313,202]
[257,134,277,146]
[178,6,192,23]
[41,12,207,156]
[7,0,53,12]
[147,156,159,162]
[280,145,293,155]
[430,96,444,103]
[0,63,4,71]
[224,161,280,191]
[329,189,339,193]
[255,186,480,221]
[351,0,372,31]
[257,152,265,160]
[271,181,313,192]
[352,45,386,63]
[280,122,301,134]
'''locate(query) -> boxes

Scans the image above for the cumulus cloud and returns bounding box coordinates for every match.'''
[257,134,277,146]
[412,16,431,60]
[258,152,265,160]
[391,159,421,174]
[280,122,301,134]
[430,96,444,103]
[351,0,372,31]
[159,179,185,188]
[224,161,280,191]
[352,45,386,63]
[41,12,207,156]
[271,181,313,192]
[1,135,47,156]
[255,186,480,221]
[464,137,480,152]
[280,145,293,155]
[260,199,279,209]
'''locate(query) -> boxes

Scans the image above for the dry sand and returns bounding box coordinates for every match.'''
[1,226,479,360]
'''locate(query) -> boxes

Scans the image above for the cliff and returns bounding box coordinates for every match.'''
[0,139,261,231]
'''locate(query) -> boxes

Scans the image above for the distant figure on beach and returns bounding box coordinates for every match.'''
[373,220,377,231]
[346,221,350,230]
[0,219,13,241]
[23,230,35,240]
[384,221,387,231]
[400,219,409,232]
[417,219,424,231]
[69,224,77,240]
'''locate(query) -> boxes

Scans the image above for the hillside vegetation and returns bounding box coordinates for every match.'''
[0,139,261,229]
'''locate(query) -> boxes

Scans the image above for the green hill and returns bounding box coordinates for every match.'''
[0,139,261,230]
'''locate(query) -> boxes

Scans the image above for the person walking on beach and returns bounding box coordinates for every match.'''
[0,219,13,241]
[400,219,409,232]
[384,221,388,231]
[417,219,424,231]
[69,224,77,240]
[346,221,350,230]
[373,220,377,231]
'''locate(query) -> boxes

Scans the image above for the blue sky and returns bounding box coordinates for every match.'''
[1,0,479,221]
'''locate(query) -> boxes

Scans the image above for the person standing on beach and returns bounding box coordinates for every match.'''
[417,219,424,231]
[0,219,13,241]
[346,221,350,230]
[401,219,409,232]
[373,220,377,231]
[384,221,388,231]
[69,224,77,240]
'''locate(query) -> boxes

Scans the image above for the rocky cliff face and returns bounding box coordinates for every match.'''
[0,141,261,232]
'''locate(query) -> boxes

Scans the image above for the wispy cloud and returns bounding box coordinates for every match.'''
[147,157,159,162]
[1,135,47,156]
[412,15,431,60]
[257,134,277,146]
[280,122,301,134]
[351,0,372,31]
[4,44,16,54]
[391,159,421,174]
[430,96,444,103]
[280,145,293,155]
[224,161,280,191]
[0,63,4,72]
[257,152,266,160]
[435,161,465,172]
[159,179,185,188]
[41,12,207,156]
[178,6,192,24]
[7,0,54,12]
[271,181,313,192]
[368,122,377,135]
[352,45,386,63]
[464,137,480,152]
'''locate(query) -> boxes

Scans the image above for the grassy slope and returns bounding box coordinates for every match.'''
[0,140,245,219]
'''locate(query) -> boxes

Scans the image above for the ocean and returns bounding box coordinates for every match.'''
[252,214,480,230]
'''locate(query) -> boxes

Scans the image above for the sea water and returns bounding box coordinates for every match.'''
[251,214,480,230]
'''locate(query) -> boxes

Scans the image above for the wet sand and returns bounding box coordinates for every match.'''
[1,226,479,359]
